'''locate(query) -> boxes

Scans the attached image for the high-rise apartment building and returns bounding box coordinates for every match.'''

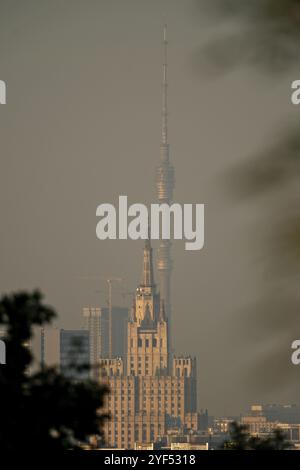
[82,306,128,371]
[31,327,90,381]
[60,329,90,380]
[82,307,102,379]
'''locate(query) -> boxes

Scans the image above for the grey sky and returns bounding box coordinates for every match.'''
[0,0,298,415]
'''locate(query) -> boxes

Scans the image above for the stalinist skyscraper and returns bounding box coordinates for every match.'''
[101,239,198,449]
[156,25,175,346]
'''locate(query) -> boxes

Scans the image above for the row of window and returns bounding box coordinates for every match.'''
[130,338,164,348]
[175,359,191,365]
[110,384,184,393]
[175,367,190,377]
[143,382,182,389]
[143,405,182,412]
[109,397,134,403]
[143,395,181,401]
[110,382,134,389]
[109,425,162,434]
[110,393,182,403]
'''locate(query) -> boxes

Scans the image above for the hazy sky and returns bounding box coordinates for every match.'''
[0,0,298,415]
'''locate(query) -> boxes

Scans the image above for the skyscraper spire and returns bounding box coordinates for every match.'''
[156,25,175,347]
[141,237,154,288]
[159,298,166,322]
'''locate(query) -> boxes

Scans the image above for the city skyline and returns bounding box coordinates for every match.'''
[0,0,299,416]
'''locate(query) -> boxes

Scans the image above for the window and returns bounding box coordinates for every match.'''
[146,339,149,348]
[138,338,142,347]
[153,338,157,347]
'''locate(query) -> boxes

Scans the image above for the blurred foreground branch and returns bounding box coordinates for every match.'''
[0,290,109,451]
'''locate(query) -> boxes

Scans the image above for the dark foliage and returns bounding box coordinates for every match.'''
[199,0,300,72]
[0,290,109,450]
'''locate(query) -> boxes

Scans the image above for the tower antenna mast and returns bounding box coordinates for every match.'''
[162,24,168,146]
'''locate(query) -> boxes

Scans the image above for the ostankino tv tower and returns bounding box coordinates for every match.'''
[156,25,175,349]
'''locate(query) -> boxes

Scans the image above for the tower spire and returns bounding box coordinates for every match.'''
[162,24,168,146]
[159,298,166,322]
[156,24,175,349]
[141,236,154,288]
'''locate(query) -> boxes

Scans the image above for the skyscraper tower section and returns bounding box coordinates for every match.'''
[100,239,198,449]
[156,25,175,341]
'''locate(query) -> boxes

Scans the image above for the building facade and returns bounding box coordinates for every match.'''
[83,307,102,379]
[83,305,128,379]
[60,329,90,380]
[30,327,90,381]
[101,307,128,359]
[100,240,198,449]
[258,404,300,424]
